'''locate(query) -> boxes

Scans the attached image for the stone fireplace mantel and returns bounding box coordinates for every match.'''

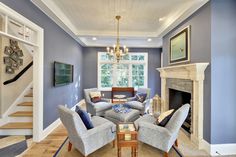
[157,63,209,149]
[158,63,209,81]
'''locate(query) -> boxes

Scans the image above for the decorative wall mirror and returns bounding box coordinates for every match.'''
[3,39,24,74]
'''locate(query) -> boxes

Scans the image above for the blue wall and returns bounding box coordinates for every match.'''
[0,0,84,129]
[3,0,236,144]
[162,2,211,143]
[163,1,236,144]
[82,47,162,98]
[211,0,236,144]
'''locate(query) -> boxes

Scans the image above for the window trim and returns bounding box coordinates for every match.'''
[97,52,148,91]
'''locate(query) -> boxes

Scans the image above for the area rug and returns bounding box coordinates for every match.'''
[0,135,32,157]
[54,137,182,157]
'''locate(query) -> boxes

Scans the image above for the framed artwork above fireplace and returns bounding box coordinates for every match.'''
[169,25,190,65]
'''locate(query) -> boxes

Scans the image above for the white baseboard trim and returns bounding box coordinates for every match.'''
[201,139,236,156]
[41,118,61,140]
[211,143,236,156]
[76,99,85,107]
[200,139,211,154]
[40,99,85,141]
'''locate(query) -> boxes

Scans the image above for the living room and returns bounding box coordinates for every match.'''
[0,0,235,157]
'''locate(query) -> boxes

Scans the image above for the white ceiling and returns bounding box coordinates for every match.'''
[32,0,208,48]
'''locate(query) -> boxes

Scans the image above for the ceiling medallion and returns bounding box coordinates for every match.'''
[106,15,128,63]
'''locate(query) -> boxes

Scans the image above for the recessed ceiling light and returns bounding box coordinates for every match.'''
[147,38,152,42]
[92,37,97,41]
[159,17,166,22]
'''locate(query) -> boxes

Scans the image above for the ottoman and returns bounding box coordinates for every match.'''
[105,109,140,124]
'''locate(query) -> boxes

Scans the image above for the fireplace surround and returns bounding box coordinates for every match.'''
[157,63,209,149]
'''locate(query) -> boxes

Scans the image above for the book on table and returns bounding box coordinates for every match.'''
[118,123,135,141]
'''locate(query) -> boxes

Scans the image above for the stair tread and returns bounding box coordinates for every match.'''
[17,102,33,106]
[25,93,33,97]
[0,122,32,129]
[9,111,33,117]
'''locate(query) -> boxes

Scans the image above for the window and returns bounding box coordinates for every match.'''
[98,52,148,90]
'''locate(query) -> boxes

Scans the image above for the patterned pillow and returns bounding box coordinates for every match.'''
[156,109,174,127]
[89,91,102,103]
[135,92,147,103]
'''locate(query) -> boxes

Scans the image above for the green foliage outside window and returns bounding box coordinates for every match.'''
[98,53,147,89]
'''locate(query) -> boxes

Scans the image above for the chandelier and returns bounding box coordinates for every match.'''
[106,15,128,63]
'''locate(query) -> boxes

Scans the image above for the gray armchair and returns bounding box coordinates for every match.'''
[58,105,116,157]
[84,88,112,116]
[126,88,151,114]
[134,104,190,157]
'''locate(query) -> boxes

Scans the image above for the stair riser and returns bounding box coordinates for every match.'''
[0,129,32,135]
[15,106,33,111]
[23,97,33,102]
[25,92,33,97]
[8,117,33,123]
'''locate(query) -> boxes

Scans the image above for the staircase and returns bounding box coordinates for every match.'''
[0,86,33,135]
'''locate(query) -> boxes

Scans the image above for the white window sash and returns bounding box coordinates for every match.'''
[97,52,148,91]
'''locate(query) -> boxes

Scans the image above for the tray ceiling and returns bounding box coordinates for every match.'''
[32,0,208,48]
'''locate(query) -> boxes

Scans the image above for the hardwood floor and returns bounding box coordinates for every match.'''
[19,123,211,157]
[18,102,210,157]
[17,101,210,157]
[20,125,67,157]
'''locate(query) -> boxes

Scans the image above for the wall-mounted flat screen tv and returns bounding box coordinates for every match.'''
[54,61,73,86]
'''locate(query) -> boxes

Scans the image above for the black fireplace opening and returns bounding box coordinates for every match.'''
[169,88,191,134]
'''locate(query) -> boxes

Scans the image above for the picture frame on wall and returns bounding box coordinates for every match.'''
[169,25,190,65]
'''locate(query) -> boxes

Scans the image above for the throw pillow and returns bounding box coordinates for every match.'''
[89,91,102,103]
[89,91,101,98]
[135,92,147,103]
[91,96,101,103]
[156,109,174,127]
[75,106,94,129]
[75,105,81,112]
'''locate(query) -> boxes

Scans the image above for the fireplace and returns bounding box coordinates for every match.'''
[157,63,209,148]
[169,88,191,134]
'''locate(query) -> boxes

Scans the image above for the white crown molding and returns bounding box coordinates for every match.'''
[77,30,159,38]
[80,37,163,48]
[31,0,85,47]
[31,0,209,47]
[157,0,209,37]
[40,0,78,33]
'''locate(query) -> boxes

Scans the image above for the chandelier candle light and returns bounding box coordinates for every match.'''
[107,15,128,63]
